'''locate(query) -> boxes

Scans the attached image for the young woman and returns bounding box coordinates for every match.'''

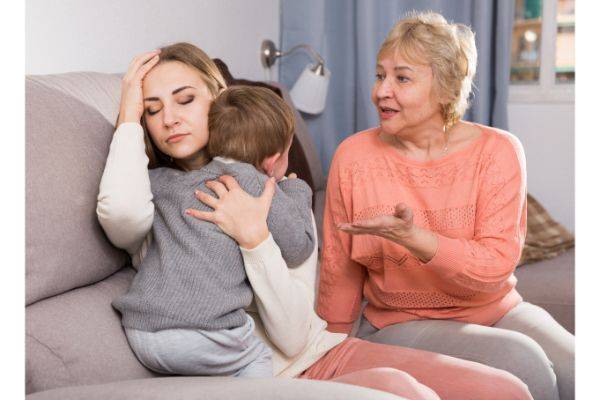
[97,42,532,400]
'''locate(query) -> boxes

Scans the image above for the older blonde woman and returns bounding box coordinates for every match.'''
[317,11,574,400]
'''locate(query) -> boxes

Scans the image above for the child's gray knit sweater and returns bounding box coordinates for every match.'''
[113,158,314,332]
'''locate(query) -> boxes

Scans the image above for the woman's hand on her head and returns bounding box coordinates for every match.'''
[185,175,276,249]
[117,50,161,126]
[338,203,416,242]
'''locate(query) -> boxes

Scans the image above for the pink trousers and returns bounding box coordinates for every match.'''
[300,338,533,400]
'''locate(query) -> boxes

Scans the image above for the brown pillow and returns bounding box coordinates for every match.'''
[518,194,574,266]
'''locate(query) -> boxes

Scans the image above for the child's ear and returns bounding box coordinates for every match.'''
[260,152,282,177]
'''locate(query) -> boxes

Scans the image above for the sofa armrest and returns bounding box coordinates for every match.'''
[26,376,404,400]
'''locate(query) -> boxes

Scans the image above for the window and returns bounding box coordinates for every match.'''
[511,0,543,83]
[555,0,575,83]
[509,0,574,102]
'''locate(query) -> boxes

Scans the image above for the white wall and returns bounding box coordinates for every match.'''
[26,0,280,81]
[508,102,575,232]
[26,1,575,231]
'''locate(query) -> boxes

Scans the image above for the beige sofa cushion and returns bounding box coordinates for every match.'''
[26,376,401,400]
[515,248,575,333]
[26,268,155,394]
[26,74,128,305]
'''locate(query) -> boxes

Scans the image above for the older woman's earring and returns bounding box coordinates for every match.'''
[170,156,174,162]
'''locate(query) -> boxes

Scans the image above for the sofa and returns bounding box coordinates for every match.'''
[25,72,398,400]
[514,249,574,333]
[25,71,574,399]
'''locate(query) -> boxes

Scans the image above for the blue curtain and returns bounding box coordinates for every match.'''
[280,0,515,174]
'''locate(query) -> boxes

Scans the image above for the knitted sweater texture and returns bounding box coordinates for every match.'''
[317,125,527,333]
[113,159,314,332]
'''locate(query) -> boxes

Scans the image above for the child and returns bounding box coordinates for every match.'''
[113,86,315,378]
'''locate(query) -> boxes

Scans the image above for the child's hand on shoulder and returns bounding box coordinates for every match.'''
[278,172,297,182]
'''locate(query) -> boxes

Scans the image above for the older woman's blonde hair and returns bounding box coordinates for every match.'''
[378,11,477,127]
[142,42,228,169]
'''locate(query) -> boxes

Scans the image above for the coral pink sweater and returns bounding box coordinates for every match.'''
[317,125,527,334]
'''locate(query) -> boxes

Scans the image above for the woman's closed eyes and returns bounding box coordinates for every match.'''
[145,95,195,116]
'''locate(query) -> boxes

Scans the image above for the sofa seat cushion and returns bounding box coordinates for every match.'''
[514,248,574,333]
[26,267,156,394]
[26,376,401,400]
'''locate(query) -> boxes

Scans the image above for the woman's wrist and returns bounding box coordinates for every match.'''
[117,109,141,126]
[397,226,438,263]
[237,223,270,249]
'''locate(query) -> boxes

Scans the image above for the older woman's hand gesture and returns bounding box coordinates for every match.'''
[338,203,415,241]
[339,203,438,263]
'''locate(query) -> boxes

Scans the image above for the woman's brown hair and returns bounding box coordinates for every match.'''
[141,42,228,169]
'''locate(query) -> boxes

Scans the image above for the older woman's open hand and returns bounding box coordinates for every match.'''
[339,202,438,262]
[185,175,276,249]
[338,203,415,241]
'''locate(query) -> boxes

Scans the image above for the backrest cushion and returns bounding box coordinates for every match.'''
[26,73,128,305]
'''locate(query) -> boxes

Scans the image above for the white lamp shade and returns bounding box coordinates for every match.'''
[289,65,331,115]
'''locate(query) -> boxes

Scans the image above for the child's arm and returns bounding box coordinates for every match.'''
[264,177,315,268]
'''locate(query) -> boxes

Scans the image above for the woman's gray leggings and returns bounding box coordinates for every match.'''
[357,302,574,400]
